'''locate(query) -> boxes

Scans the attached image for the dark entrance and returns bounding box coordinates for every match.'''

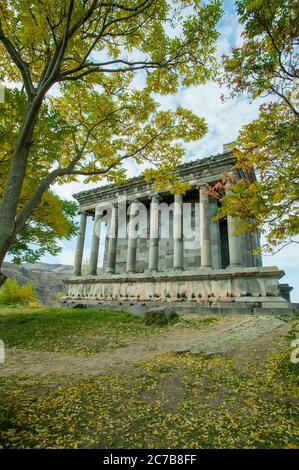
[219,218,229,268]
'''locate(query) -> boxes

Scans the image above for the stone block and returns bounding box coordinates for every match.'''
[144,306,178,325]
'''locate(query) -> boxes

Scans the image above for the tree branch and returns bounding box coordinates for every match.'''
[269,85,299,117]
[0,21,35,99]
[14,118,176,234]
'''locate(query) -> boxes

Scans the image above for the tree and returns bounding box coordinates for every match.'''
[7,196,78,263]
[0,87,78,283]
[0,0,223,286]
[217,0,299,252]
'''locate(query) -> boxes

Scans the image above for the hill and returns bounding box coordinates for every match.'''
[2,262,73,305]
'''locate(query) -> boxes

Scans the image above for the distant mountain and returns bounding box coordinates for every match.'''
[2,262,73,306]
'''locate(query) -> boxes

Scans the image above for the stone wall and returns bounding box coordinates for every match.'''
[64,266,291,313]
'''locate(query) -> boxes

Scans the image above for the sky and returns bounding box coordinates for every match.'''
[7,0,299,301]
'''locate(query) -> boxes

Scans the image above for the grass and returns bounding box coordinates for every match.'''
[0,306,298,448]
[0,306,167,354]
[0,306,218,355]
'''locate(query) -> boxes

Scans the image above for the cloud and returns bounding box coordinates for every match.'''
[178,82,262,161]
[52,179,97,201]
[262,241,299,270]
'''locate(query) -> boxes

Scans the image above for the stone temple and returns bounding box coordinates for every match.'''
[63,145,292,314]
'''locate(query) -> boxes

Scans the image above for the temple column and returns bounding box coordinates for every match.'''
[200,186,212,267]
[251,230,263,267]
[89,212,101,275]
[106,203,118,273]
[126,200,139,273]
[226,178,242,267]
[173,194,184,270]
[148,194,160,271]
[73,212,87,276]
[227,215,242,267]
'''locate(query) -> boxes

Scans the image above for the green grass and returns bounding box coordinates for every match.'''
[0,306,166,354]
[0,307,219,355]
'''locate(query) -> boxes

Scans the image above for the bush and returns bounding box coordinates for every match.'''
[0,278,37,306]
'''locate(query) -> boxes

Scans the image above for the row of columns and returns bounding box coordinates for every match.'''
[74,188,246,276]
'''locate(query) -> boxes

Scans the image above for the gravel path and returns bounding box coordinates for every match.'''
[187,315,284,355]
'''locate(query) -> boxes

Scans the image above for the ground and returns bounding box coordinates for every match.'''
[0,307,298,449]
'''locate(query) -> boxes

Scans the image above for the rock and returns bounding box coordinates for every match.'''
[145,306,176,316]
[176,348,190,355]
[73,303,87,309]
[127,305,146,317]
[189,348,202,356]
[189,348,220,357]
[143,306,178,325]
[204,351,221,358]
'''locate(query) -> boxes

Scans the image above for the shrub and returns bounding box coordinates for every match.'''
[55,291,65,301]
[0,278,37,306]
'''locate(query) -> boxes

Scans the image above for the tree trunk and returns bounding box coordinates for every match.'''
[0,94,43,286]
[0,272,7,288]
[0,237,11,288]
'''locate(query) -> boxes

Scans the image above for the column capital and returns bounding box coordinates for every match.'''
[127,197,140,209]
[197,183,209,192]
[149,192,162,203]
[174,193,183,203]
[225,172,237,190]
[127,198,140,217]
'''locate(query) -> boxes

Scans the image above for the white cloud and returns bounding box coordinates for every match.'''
[53,249,75,266]
[177,82,261,161]
[52,180,97,201]
[262,241,299,270]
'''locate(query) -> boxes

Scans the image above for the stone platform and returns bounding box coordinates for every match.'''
[62,266,292,314]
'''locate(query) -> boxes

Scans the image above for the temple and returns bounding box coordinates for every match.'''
[63,145,292,314]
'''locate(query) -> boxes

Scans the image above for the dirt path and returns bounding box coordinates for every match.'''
[0,315,287,379]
